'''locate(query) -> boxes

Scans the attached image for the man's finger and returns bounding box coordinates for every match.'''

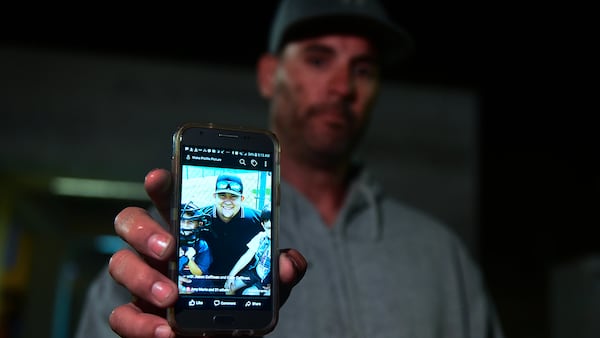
[109,249,177,308]
[279,248,307,305]
[144,168,173,222]
[109,303,174,338]
[114,206,174,260]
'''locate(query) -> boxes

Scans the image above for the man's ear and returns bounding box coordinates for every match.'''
[257,53,278,98]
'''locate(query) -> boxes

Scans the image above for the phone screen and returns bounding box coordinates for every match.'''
[169,123,279,335]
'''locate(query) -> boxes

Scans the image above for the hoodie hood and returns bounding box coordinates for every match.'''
[335,167,385,241]
[279,166,385,243]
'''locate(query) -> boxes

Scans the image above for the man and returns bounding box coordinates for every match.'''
[202,174,263,276]
[77,1,504,337]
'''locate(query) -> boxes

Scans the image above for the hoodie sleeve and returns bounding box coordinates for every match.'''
[74,265,130,338]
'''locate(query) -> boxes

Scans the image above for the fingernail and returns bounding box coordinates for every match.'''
[152,281,173,302]
[149,234,170,257]
[283,249,307,271]
[154,324,174,338]
[145,169,171,193]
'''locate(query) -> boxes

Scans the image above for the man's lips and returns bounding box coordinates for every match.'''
[312,108,351,127]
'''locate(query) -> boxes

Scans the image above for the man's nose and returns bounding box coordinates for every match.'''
[328,66,356,99]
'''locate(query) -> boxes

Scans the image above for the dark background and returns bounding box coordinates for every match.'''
[1,2,597,338]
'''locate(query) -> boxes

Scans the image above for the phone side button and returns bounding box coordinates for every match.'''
[212,315,235,326]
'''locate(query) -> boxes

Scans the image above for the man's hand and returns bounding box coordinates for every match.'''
[184,247,196,260]
[107,169,307,338]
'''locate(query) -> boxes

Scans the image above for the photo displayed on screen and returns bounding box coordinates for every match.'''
[178,165,273,298]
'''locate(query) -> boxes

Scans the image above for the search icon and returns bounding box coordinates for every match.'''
[239,159,246,166]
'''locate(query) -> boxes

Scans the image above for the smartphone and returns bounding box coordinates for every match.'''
[168,123,280,336]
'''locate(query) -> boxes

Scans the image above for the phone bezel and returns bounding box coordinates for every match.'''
[168,122,280,336]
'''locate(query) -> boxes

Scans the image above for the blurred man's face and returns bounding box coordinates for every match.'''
[263,34,380,167]
[214,192,243,222]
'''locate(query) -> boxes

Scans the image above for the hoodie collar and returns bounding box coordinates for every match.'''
[281,166,384,241]
[335,168,384,241]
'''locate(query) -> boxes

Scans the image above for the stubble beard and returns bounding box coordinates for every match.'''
[272,91,364,170]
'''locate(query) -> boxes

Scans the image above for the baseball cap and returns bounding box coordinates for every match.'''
[268,0,413,66]
[215,174,244,196]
